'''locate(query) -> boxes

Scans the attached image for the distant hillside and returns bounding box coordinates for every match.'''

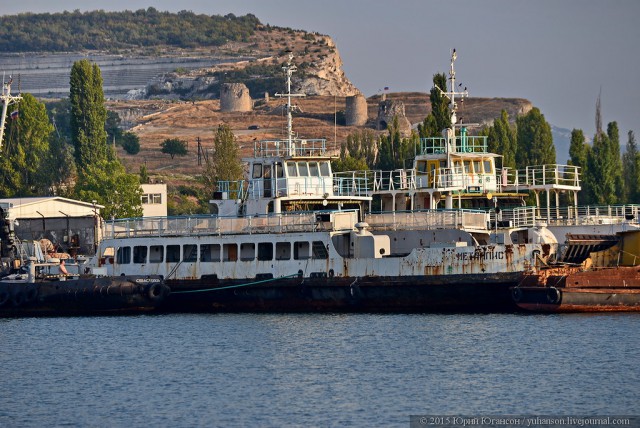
[0,9,259,52]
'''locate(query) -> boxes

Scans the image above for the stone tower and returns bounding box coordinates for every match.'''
[376,100,412,136]
[345,94,368,126]
[220,83,252,112]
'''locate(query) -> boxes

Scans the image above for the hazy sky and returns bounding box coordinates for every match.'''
[3,0,639,148]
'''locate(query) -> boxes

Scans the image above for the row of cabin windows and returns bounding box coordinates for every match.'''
[113,241,329,264]
[252,161,331,179]
[416,159,493,174]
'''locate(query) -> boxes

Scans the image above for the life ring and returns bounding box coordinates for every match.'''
[0,289,9,306]
[546,287,561,305]
[511,287,523,303]
[148,283,164,301]
[12,290,26,307]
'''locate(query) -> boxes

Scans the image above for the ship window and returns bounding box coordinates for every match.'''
[133,246,147,264]
[116,246,131,264]
[484,160,493,174]
[240,243,255,261]
[312,241,329,259]
[287,162,298,177]
[167,245,180,262]
[309,162,319,177]
[294,241,310,260]
[252,163,263,178]
[149,245,163,262]
[473,160,481,174]
[417,161,427,173]
[298,162,309,176]
[275,162,284,178]
[464,161,471,173]
[276,242,291,260]
[320,162,331,177]
[183,244,197,262]
[223,243,237,262]
[200,244,221,262]
[257,242,273,261]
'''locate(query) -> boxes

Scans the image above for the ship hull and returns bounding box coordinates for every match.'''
[512,266,640,312]
[163,272,523,313]
[0,275,169,317]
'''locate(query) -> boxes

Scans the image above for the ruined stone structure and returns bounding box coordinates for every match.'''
[220,83,252,112]
[345,94,368,126]
[376,100,412,136]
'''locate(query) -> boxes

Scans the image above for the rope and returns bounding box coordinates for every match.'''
[170,273,302,294]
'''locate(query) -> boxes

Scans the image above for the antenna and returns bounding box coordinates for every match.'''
[0,74,22,153]
[274,51,305,156]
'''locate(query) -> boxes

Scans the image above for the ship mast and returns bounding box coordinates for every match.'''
[435,49,468,165]
[275,51,305,156]
[0,76,22,153]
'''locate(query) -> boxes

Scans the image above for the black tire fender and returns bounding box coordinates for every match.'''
[546,287,561,305]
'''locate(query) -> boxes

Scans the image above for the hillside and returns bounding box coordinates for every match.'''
[108,93,534,182]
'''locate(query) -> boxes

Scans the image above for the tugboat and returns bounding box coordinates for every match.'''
[0,76,169,317]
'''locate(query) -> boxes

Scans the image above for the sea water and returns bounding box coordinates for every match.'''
[1,313,638,427]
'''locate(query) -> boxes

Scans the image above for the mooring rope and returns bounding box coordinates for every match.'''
[170,273,302,294]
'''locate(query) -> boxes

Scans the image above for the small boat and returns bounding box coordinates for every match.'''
[512,230,640,312]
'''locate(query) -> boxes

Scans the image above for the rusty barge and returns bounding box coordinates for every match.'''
[512,231,640,312]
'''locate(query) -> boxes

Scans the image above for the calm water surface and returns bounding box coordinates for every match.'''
[1,313,638,427]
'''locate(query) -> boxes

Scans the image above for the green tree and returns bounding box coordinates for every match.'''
[606,121,624,202]
[486,110,517,170]
[201,125,243,194]
[105,110,123,144]
[334,129,377,171]
[75,159,143,219]
[160,138,188,159]
[122,131,140,155]
[568,129,594,204]
[70,59,108,171]
[0,93,54,196]
[418,73,451,138]
[622,130,639,203]
[515,107,555,167]
[586,125,621,205]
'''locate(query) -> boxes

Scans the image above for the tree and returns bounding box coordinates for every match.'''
[105,110,123,144]
[201,125,243,194]
[586,124,620,205]
[486,110,517,170]
[0,93,54,196]
[568,129,594,204]
[515,107,555,167]
[334,129,377,171]
[418,73,451,139]
[75,159,143,219]
[121,131,140,155]
[606,121,624,202]
[622,130,639,203]
[160,138,188,159]
[70,59,108,171]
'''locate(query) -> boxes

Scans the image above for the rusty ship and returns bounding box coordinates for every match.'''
[512,230,640,312]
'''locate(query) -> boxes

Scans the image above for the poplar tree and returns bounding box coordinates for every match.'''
[0,93,54,196]
[486,110,517,170]
[622,130,639,203]
[515,107,555,167]
[202,125,243,194]
[418,73,451,138]
[70,59,108,172]
[568,129,594,204]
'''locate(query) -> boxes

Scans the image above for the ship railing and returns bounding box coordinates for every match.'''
[212,180,247,201]
[104,210,361,239]
[535,204,640,226]
[364,209,489,231]
[499,164,581,192]
[332,173,371,197]
[418,135,489,155]
[254,138,328,157]
[493,207,538,228]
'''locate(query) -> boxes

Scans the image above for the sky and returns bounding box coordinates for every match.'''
[2,0,639,144]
